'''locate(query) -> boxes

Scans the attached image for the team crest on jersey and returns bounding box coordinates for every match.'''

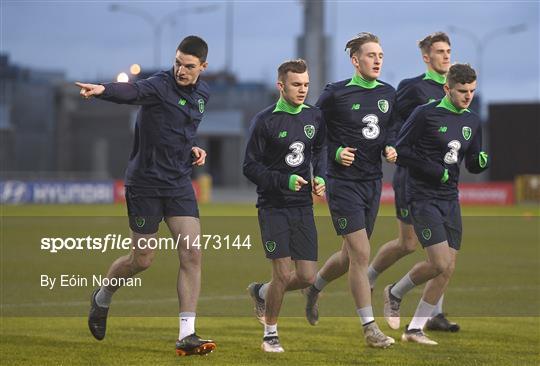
[265,241,276,253]
[400,208,409,218]
[377,99,389,113]
[198,99,205,113]
[135,217,145,228]
[304,125,315,139]
[462,126,472,140]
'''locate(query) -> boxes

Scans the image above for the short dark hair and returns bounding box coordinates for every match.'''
[418,32,451,54]
[177,35,208,62]
[277,59,308,81]
[447,63,477,87]
[344,32,379,57]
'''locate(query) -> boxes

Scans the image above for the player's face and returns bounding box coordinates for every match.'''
[173,51,208,86]
[424,41,451,75]
[445,81,476,109]
[352,42,383,81]
[278,71,309,106]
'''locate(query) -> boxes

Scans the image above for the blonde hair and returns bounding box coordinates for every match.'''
[345,32,379,57]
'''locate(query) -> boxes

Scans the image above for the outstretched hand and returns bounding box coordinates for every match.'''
[75,82,105,99]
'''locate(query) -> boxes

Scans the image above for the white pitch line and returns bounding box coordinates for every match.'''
[1,285,538,309]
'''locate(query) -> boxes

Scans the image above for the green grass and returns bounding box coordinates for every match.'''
[2,317,539,365]
[1,203,539,365]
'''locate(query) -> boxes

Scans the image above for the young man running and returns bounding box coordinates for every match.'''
[303,32,399,348]
[243,59,326,352]
[77,35,215,356]
[390,63,488,345]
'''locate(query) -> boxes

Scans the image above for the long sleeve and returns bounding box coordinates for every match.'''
[98,75,168,105]
[385,94,402,148]
[465,125,489,173]
[396,108,446,184]
[396,87,421,122]
[243,117,289,191]
[316,86,342,162]
[312,116,327,180]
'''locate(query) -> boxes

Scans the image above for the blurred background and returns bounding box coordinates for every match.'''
[1,1,539,206]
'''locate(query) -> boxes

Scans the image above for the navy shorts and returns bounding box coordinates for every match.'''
[125,186,199,234]
[257,206,318,261]
[410,199,462,250]
[392,166,413,224]
[326,177,381,237]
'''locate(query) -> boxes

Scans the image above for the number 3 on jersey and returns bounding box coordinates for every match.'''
[444,140,461,164]
[362,114,380,139]
[285,141,305,167]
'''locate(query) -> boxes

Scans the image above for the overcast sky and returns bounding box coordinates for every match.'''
[2,1,539,105]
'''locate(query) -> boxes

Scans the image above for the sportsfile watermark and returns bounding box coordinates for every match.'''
[40,234,253,253]
[2,215,538,317]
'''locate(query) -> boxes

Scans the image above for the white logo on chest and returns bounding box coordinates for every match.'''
[361,114,380,139]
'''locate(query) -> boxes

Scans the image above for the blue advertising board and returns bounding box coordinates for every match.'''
[0,181,114,204]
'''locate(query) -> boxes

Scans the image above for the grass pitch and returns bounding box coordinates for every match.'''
[1,203,539,365]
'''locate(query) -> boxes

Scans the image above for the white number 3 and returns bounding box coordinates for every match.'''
[444,140,461,164]
[285,141,305,167]
[362,114,380,139]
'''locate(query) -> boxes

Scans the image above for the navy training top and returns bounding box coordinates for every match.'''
[98,68,209,196]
